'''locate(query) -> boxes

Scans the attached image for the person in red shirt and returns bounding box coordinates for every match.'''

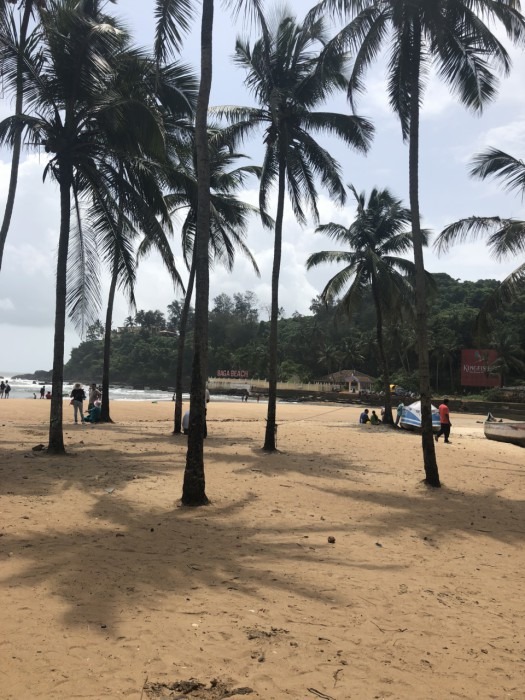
[435,399,451,444]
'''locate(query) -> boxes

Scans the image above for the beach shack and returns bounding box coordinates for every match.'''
[321,370,376,394]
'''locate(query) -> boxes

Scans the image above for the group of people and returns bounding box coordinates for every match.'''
[359,408,382,425]
[0,380,11,398]
[70,382,102,424]
[359,398,453,443]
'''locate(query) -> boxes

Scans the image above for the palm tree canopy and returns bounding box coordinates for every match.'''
[158,128,262,276]
[310,0,525,139]
[307,185,423,317]
[153,0,265,63]
[436,147,525,318]
[213,9,374,224]
[0,0,196,330]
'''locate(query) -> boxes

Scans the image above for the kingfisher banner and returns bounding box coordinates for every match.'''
[461,349,500,387]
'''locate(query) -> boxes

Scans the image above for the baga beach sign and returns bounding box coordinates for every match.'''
[460,349,500,387]
[216,369,250,379]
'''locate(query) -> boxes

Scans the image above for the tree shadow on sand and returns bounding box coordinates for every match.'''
[2,492,404,633]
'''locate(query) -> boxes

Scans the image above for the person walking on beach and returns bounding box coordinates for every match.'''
[435,399,451,444]
[4,381,11,398]
[70,383,86,423]
[40,385,45,399]
[0,381,5,398]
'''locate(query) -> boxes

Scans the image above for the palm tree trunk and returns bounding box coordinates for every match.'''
[100,257,118,423]
[173,252,196,434]
[0,1,33,271]
[181,0,213,506]
[48,164,72,454]
[263,149,286,451]
[409,26,440,487]
[372,280,393,424]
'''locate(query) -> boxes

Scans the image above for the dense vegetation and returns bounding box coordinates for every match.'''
[64,276,525,393]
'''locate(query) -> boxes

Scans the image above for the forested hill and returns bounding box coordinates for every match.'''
[62,275,525,392]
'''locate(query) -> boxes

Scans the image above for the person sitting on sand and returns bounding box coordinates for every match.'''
[84,400,101,423]
[359,409,370,424]
[370,410,381,425]
[45,391,52,399]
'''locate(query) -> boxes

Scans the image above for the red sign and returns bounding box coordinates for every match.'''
[461,349,500,387]
[216,369,249,379]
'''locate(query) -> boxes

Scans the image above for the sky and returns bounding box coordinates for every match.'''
[1,0,524,373]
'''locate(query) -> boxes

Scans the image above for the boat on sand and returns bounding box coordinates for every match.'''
[484,421,525,447]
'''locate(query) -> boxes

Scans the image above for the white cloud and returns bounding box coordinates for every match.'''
[0,298,14,310]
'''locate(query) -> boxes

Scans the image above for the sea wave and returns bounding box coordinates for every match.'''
[0,374,249,403]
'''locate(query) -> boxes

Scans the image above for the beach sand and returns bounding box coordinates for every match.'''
[0,398,524,699]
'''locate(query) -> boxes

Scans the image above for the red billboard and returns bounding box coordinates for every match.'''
[461,349,500,387]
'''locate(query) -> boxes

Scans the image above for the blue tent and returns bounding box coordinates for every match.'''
[400,400,440,431]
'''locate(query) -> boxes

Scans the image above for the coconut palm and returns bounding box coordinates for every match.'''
[163,131,261,435]
[155,0,265,505]
[92,53,197,424]
[310,0,525,486]
[436,148,525,324]
[307,186,422,424]
[0,0,169,453]
[0,0,46,271]
[216,8,373,450]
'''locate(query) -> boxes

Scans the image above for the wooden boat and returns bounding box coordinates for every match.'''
[484,421,525,447]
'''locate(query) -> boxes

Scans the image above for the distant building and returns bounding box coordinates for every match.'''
[321,370,376,393]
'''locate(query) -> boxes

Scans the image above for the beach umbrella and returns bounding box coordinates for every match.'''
[400,400,440,431]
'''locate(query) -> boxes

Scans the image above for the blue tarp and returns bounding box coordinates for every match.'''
[400,400,441,430]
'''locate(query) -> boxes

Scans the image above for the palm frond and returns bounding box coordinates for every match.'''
[153,0,193,63]
[471,147,525,195]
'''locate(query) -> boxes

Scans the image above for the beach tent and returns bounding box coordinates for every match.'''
[399,400,441,431]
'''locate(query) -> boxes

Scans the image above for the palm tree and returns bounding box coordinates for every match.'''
[0,0,45,271]
[436,148,525,323]
[155,0,264,505]
[310,0,525,486]
[307,186,421,424]
[217,9,373,450]
[93,52,197,424]
[0,0,169,453]
[163,132,260,435]
[489,323,525,385]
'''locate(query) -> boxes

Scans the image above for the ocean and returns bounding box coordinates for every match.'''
[0,373,245,403]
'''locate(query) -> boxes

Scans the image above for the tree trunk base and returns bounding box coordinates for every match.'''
[47,446,67,456]
[180,496,210,507]
[422,477,441,488]
[262,443,277,452]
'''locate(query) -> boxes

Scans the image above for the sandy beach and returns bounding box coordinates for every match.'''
[0,398,524,699]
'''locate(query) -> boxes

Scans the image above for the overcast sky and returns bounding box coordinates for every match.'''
[1,0,524,373]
